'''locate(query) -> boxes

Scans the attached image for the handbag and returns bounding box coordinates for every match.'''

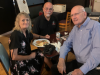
[43,44,55,55]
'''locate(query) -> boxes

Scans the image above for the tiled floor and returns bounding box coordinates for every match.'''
[0,23,75,75]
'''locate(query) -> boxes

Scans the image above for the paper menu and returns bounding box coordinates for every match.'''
[16,0,30,14]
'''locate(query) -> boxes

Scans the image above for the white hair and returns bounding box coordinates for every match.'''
[82,7,85,12]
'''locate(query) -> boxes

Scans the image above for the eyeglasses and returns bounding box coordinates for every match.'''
[44,8,53,11]
[71,11,84,17]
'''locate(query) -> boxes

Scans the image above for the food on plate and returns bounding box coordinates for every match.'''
[35,40,49,46]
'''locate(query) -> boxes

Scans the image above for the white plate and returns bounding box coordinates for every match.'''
[32,39,50,47]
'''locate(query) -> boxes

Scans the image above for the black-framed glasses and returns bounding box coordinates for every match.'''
[71,11,84,17]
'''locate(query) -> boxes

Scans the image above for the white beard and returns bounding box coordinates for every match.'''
[46,12,51,17]
[46,14,50,17]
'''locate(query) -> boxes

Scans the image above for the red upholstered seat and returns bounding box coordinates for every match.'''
[39,11,43,16]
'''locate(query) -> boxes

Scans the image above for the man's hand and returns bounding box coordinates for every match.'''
[71,69,83,75]
[56,37,60,41]
[57,58,66,74]
[45,34,50,39]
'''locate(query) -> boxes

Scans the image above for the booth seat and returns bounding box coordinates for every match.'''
[29,5,43,25]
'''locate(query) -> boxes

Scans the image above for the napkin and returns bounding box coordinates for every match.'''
[61,36,66,40]
[51,41,61,52]
[61,35,69,41]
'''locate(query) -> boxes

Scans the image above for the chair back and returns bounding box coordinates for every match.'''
[0,42,10,75]
[65,12,71,30]
[85,7,91,14]
[85,7,91,16]
[59,12,71,31]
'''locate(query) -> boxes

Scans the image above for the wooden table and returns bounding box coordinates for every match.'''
[32,31,69,58]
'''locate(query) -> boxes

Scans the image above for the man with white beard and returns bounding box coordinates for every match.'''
[32,2,59,70]
[32,2,59,36]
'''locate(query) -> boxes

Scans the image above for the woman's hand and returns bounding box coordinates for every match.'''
[8,38,11,44]
[29,52,36,59]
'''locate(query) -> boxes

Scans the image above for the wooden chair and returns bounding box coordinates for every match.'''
[59,12,71,31]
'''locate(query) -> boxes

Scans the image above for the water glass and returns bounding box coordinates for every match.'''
[56,32,60,39]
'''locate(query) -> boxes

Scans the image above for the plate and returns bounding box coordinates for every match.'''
[32,39,50,47]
